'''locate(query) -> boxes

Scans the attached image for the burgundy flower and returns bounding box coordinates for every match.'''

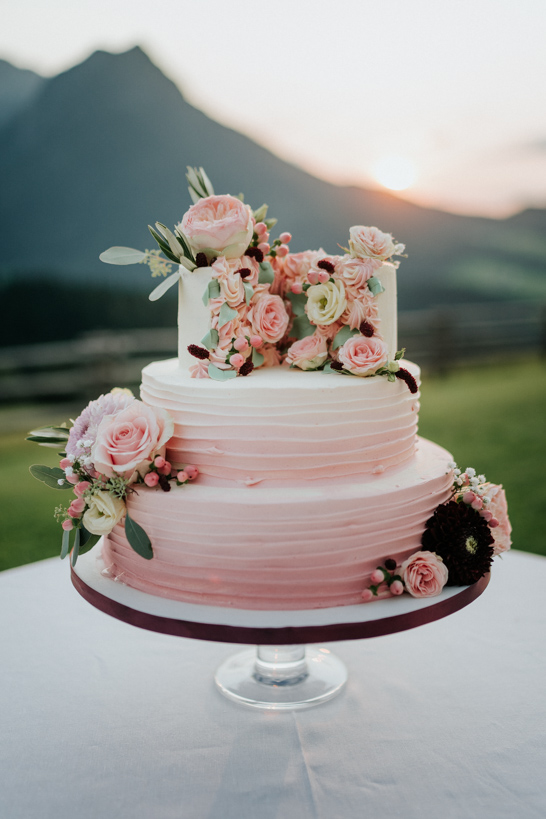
[396,367,418,394]
[187,345,210,360]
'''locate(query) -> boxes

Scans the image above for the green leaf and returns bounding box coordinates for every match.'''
[367,276,385,296]
[201,328,219,350]
[208,363,238,382]
[99,247,146,265]
[148,226,180,264]
[252,203,268,223]
[155,222,184,261]
[29,464,71,490]
[394,348,406,361]
[291,314,315,340]
[173,227,193,260]
[322,361,334,374]
[79,529,101,555]
[264,217,278,230]
[243,282,254,305]
[148,270,180,302]
[218,302,238,328]
[252,348,264,367]
[258,261,275,285]
[60,528,71,560]
[286,291,307,317]
[125,513,153,560]
[71,527,81,567]
[202,279,221,305]
[332,325,359,350]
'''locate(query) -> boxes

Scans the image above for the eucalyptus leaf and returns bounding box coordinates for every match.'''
[155,223,183,261]
[198,167,215,197]
[29,464,71,490]
[188,188,200,205]
[201,328,219,350]
[60,528,71,560]
[148,270,180,302]
[286,291,307,317]
[258,261,275,285]
[148,226,180,263]
[218,302,238,328]
[125,514,153,560]
[291,314,315,340]
[173,227,193,260]
[243,282,254,305]
[79,533,101,556]
[71,527,81,567]
[367,276,385,296]
[332,325,359,350]
[99,247,146,265]
[322,362,334,374]
[207,363,238,382]
[178,256,197,272]
[252,348,264,367]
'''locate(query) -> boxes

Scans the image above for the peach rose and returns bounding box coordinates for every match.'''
[349,226,404,261]
[92,401,174,480]
[286,333,328,370]
[211,257,245,307]
[249,293,289,344]
[401,551,449,598]
[337,335,388,376]
[179,194,253,259]
[337,255,382,289]
[487,484,512,555]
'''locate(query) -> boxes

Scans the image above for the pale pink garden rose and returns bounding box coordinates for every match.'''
[179,194,254,259]
[286,333,328,370]
[486,484,512,555]
[249,292,290,344]
[337,335,388,376]
[401,550,449,598]
[336,255,382,289]
[92,401,174,481]
[349,226,405,262]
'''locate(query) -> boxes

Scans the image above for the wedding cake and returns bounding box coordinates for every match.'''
[29,168,511,610]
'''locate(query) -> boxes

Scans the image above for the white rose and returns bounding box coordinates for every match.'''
[348,225,404,261]
[82,491,126,536]
[306,280,347,326]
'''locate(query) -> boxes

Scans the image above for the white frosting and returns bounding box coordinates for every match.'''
[177,266,213,369]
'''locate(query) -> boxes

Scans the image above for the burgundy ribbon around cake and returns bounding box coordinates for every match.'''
[71,569,490,645]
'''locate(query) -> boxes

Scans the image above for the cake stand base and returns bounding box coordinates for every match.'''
[214,644,347,710]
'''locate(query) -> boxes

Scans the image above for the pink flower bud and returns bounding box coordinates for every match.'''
[480,509,493,522]
[69,498,86,516]
[463,491,476,505]
[66,474,79,485]
[154,455,166,469]
[60,458,72,470]
[258,242,271,255]
[370,569,384,584]
[255,222,267,236]
[144,472,159,487]
[361,588,374,602]
[161,461,172,476]
[185,465,199,480]
[489,517,500,528]
[250,335,263,348]
[290,282,303,295]
[471,497,483,511]
[390,580,404,596]
[277,244,289,258]
[177,471,189,483]
[230,353,245,369]
[234,337,249,352]
[318,270,330,284]
[61,519,74,532]
[74,481,91,497]
[308,270,319,285]
[279,232,292,244]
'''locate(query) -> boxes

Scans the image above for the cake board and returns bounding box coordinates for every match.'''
[71,543,490,710]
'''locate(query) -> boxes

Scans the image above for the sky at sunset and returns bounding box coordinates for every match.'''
[2,0,545,217]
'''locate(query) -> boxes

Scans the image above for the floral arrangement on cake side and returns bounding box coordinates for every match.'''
[27,390,198,566]
[361,464,511,602]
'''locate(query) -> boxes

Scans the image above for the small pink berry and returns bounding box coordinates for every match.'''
[250,335,263,348]
[185,465,199,480]
[370,569,384,584]
[390,580,404,596]
[307,270,319,285]
[290,282,303,295]
[61,519,74,532]
[471,497,483,511]
[154,455,166,469]
[255,222,267,236]
[66,474,79,485]
[480,509,493,522]
[144,472,159,487]
[277,244,289,258]
[463,491,476,505]
[361,589,374,602]
[60,457,72,470]
[234,337,248,352]
[489,517,500,528]
[258,242,271,255]
[160,461,172,476]
[230,353,245,369]
[318,270,329,284]
[177,471,189,483]
[74,481,91,497]
[279,232,292,244]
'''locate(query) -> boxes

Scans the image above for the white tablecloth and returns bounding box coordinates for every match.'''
[2,550,545,819]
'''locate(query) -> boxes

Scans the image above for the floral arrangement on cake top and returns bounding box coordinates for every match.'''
[27,390,198,566]
[100,167,413,389]
[361,464,511,601]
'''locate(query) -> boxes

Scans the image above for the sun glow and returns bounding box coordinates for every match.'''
[372,156,418,191]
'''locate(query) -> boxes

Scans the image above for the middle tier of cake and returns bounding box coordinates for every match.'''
[141,360,421,484]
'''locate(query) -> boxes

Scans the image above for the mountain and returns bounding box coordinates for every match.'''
[0,59,45,130]
[0,46,545,329]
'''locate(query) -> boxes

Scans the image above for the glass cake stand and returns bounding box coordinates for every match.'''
[71,543,490,711]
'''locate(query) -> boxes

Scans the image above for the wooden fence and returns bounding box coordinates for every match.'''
[1,302,544,403]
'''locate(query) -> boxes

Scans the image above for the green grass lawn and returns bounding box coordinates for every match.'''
[1,357,544,572]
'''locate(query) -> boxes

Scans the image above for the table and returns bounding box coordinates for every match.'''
[2,550,545,819]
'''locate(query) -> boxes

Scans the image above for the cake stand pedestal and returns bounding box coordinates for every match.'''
[71,544,490,710]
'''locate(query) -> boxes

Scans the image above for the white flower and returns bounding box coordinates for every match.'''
[64,466,74,477]
[478,474,486,484]
[57,479,64,486]
[447,461,457,469]
[82,491,126,537]
[306,280,347,325]
[465,467,476,478]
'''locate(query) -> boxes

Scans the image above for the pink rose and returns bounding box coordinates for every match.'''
[401,551,449,598]
[249,293,289,344]
[337,335,388,375]
[486,484,512,555]
[92,401,174,480]
[286,333,328,370]
[179,194,253,259]
[349,226,404,261]
[337,255,382,289]
[279,249,325,295]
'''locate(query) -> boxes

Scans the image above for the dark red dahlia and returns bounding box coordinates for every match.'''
[317,259,335,273]
[238,267,251,279]
[187,345,210,360]
[239,360,255,376]
[421,500,494,585]
[359,321,375,337]
[246,247,264,263]
[395,367,418,394]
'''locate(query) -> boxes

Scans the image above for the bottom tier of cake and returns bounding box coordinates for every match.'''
[102,437,453,610]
